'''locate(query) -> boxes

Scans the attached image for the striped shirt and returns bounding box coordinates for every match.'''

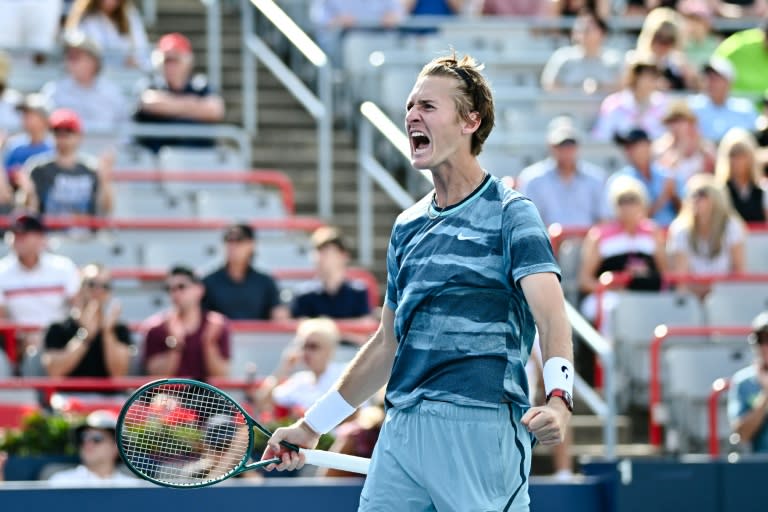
[384,175,561,410]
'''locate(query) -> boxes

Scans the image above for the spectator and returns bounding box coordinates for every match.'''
[714,21,768,98]
[654,100,716,185]
[3,94,54,189]
[134,32,225,152]
[716,0,768,18]
[202,223,290,321]
[0,51,21,139]
[0,213,80,328]
[689,56,758,143]
[481,0,549,15]
[679,0,721,69]
[22,108,115,216]
[309,0,403,65]
[549,0,611,18]
[667,174,746,297]
[0,0,63,60]
[517,116,607,228]
[611,127,679,226]
[255,317,346,414]
[143,265,231,380]
[592,55,669,142]
[42,263,133,378]
[715,127,768,223]
[402,0,466,15]
[579,176,665,333]
[65,0,151,71]
[291,227,372,321]
[632,7,697,91]
[755,91,768,174]
[48,409,136,484]
[540,9,623,94]
[728,311,768,454]
[41,32,128,135]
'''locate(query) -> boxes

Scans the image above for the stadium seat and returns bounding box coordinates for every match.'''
[195,189,287,220]
[157,146,247,171]
[230,331,296,379]
[7,62,60,92]
[704,282,768,329]
[745,231,768,273]
[611,291,704,406]
[142,240,222,270]
[0,350,11,378]
[114,145,157,171]
[111,193,196,219]
[661,340,750,452]
[48,236,141,268]
[255,235,313,270]
[115,289,170,323]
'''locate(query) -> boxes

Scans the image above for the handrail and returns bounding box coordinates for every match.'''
[357,102,433,266]
[709,378,731,457]
[123,122,252,165]
[0,216,324,232]
[201,0,222,93]
[648,326,752,447]
[564,299,617,460]
[241,0,333,220]
[112,169,296,214]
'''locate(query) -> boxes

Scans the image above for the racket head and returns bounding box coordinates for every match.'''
[117,378,262,488]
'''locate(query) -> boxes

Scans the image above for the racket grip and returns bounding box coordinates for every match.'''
[301,449,370,475]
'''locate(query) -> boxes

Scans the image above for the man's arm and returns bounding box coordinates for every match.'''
[139,90,225,122]
[261,305,398,470]
[520,272,574,445]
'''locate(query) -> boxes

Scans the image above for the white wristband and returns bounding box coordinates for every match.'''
[304,389,356,434]
[543,357,574,396]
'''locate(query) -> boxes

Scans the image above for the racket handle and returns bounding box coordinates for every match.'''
[301,449,370,475]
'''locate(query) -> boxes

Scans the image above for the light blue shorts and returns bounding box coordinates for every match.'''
[358,400,533,512]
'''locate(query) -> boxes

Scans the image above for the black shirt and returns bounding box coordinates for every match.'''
[202,266,281,320]
[44,317,132,377]
[29,157,99,216]
[290,280,371,319]
[726,179,766,223]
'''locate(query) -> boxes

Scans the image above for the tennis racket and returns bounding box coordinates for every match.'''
[116,378,370,488]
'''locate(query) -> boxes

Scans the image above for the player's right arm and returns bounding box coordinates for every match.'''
[262,304,398,471]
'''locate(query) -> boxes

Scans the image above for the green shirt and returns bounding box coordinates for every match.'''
[715,29,768,96]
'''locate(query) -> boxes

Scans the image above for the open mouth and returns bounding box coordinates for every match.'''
[410,130,431,154]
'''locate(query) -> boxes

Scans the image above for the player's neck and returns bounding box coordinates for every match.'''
[431,159,486,209]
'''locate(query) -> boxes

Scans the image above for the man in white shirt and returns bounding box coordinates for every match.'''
[48,409,136,485]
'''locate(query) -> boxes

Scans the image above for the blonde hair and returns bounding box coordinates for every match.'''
[636,7,684,54]
[714,127,762,186]
[676,173,743,257]
[609,175,649,209]
[295,317,340,348]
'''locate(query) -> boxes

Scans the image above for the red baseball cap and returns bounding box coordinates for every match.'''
[156,33,193,55]
[49,108,82,134]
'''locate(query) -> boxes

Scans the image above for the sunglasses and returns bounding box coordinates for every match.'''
[301,342,322,352]
[85,280,112,291]
[224,235,249,243]
[692,189,709,200]
[165,282,192,293]
[617,195,641,206]
[80,431,107,445]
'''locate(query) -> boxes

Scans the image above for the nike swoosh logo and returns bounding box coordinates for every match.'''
[457,233,481,241]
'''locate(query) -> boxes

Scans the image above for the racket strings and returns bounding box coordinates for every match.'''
[120,383,251,486]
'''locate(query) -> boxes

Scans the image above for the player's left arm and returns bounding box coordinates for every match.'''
[519,272,574,445]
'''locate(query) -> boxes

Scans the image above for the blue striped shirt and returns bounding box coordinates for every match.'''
[384,175,561,410]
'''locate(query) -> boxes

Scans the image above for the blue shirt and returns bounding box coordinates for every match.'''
[3,134,54,177]
[517,158,607,228]
[689,94,758,142]
[409,0,456,15]
[384,175,561,410]
[728,364,768,453]
[608,163,678,227]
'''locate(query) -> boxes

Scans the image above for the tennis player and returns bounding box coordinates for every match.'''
[263,53,574,511]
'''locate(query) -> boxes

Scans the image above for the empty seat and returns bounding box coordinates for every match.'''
[142,240,221,270]
[745,232,768,273]
[112,193,196,219]
[115,290,170,323]
[114,145,157,171]
[195,189,287,220]
[230,331,295,378]
[255,237,313,270]
[662,340,751,452]
[158,147,246,171]
[48,236,140,267]
[704,282,768,328]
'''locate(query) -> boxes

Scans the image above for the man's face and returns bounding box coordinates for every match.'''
[162,51,193,89]
[53,128,81,155]
[624,140,652,168]
[11,231,45,260]
[166,275,203,310]
[65,48,99,83]
[21,110,47,135]
[551,141,578,167]
[405,75,474,170]
[224,234,254,266]
[313,243,348,278]
[704,71,730,99]
[298,333,334,374]
[78,428,117,468]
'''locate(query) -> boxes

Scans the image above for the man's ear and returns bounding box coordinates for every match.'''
[462,111,481,135]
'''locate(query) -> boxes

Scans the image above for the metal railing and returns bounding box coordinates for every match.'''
[241,0,333,220]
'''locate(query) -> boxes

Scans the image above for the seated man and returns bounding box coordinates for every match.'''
[42,263,133,378]
[291,227,372,321]
[255,317,346,414]
[48,409,136,484]
[22,108,114,216]
[40,32,127,135]
[3,94,54,189]
[143,265,231,381]
[202,224,289,321]
[133,32,225,152]
[728,312,768,454]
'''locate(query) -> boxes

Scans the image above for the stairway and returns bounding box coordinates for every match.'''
[148,0,401,285]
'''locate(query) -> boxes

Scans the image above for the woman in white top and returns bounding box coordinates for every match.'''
[668,173,746,296]
[65,0,150,71]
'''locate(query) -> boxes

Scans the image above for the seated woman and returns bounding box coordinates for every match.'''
[667,173,746,297]
[579,175,666,336]
[715,127,768,223]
